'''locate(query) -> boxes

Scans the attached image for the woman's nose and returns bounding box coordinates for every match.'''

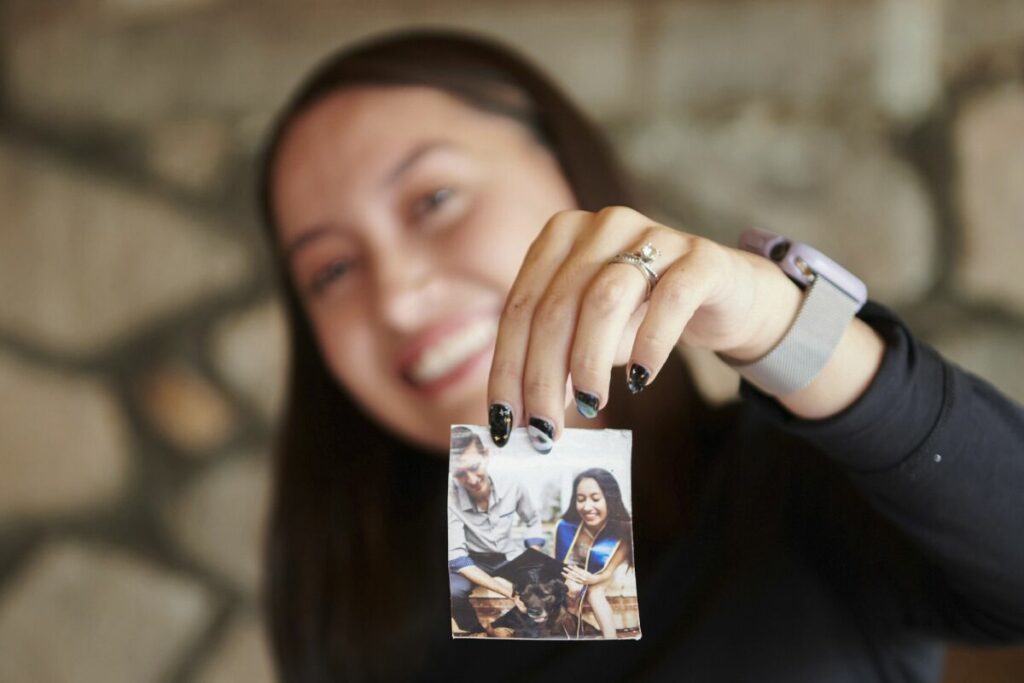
[372,240,439,332]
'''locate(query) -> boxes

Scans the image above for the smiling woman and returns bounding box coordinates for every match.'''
[270,83,585,449]
[256,29,640,679]
[256,27,1024,683]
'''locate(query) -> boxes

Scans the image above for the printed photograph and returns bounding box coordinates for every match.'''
[448,425,640,640]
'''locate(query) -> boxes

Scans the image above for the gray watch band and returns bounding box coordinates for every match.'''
[718,275,860,396]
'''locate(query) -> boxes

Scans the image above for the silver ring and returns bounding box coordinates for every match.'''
[608,242,660,300]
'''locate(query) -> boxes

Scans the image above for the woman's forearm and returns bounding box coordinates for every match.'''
[740,300,1024,641]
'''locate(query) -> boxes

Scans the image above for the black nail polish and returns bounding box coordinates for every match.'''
[573,389,600,419]
[489,403,513,447]
[527,416,554,453]
[627,363,650,394]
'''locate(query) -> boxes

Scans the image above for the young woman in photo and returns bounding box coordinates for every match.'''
[556,468,634,639]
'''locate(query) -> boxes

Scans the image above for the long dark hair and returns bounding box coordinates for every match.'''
[256,28,695,681]
[562,467,634,565]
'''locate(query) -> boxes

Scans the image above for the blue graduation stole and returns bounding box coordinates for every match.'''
[555,519,621,575]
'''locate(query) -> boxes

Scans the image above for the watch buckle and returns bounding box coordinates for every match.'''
[794,256,817,283]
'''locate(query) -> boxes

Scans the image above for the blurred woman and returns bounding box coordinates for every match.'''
[257,28,1024,682]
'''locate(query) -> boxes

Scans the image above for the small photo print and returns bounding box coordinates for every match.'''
[447,424,640,641]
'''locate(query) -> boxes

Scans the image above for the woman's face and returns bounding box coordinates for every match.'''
[271,85,577,451]
[575,477,608,530]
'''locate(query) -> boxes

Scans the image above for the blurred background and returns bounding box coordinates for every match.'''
[0,0,1022,680]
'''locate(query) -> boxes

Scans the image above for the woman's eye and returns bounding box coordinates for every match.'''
[412,187,455,219]
[309,259,351,295]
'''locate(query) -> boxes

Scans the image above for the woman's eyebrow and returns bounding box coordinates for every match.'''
[284,142,459,263]
[284,225,333,264]
[379,140,458,189]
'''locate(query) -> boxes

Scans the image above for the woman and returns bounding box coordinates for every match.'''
[556,468,635,639]
[257,28,1024,682]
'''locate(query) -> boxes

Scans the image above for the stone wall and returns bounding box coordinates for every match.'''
[0,0,1022,680]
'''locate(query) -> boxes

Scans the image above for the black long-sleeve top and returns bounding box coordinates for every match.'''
[410,301,1024,682]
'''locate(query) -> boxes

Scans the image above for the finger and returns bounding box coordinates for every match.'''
[627,239,728,393]
[487,210,588,447]
[522,207,645,449]
[569,229,686,417]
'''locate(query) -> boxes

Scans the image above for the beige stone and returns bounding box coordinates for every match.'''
[139,363,236,454]
[166,454,270,594]
[211,298,289,422]
[0,142,250,355]
[873,0,943,122]
[651,0,876,112]
[0,350,129,520]
[0,541,213,683]
[954,85,1024,314]
[929,323,1024,406]
[100,0,224,20]
[3,1,636,135]
[446,1,636,118]
[196,611,276,683]
[619,106,937,304]
[146,117,230,192]
[943,0,1024,74]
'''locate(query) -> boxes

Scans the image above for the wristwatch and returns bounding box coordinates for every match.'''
[718,227,868,396]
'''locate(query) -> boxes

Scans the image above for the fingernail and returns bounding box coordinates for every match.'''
[488,403,513,447]
[627,363,651,394]
[527,416,555,453]
[573,389,600,419]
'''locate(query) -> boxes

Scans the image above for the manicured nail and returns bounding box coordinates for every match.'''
[573,389,600,419]
[627,363,651,394]
[527,416,555,453]
[489,403,513,447]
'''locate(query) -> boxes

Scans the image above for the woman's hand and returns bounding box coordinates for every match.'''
[562,565,600,586]
[487,205,804,449]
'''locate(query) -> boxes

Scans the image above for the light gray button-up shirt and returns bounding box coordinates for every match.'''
[447,472,544,571]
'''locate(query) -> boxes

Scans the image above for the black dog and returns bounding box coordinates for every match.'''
[487,577,601,639]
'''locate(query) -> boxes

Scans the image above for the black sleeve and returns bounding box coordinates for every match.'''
[740,300,1024,644]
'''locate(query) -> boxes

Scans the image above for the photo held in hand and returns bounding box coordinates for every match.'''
[447,425,640,640]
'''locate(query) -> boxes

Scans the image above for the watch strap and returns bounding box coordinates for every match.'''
[718,275,860,396]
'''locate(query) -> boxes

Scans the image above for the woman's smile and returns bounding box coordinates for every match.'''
[398,311,499,397]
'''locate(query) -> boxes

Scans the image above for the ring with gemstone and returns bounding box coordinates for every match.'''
[608,242,660,300]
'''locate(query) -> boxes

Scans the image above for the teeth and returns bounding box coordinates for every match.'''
[408,318,497,385]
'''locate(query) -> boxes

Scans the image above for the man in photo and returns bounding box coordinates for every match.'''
[448,427,546,634]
